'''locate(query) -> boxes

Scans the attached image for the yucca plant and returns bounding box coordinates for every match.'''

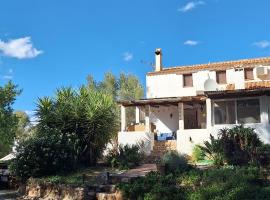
[35,86,117,166]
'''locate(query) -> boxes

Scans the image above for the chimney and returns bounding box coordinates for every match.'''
[155,48,162,72]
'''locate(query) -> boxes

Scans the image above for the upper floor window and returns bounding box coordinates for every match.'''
[216,71,227,84]
[244,68,254,80]
[183,74,193,87]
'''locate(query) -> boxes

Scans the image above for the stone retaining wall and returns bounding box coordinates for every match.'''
[21,181,123,200]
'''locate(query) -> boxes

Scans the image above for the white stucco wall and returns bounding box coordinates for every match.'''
[176,96,270,155]
[146,66,270,99]
[118,131,154,155]
[150,105,179,133]
[177,129,211,155]
[146,74,197,98]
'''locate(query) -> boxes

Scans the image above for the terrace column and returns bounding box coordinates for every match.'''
[178,102,184,130]
[121,105,126,132]
[135,106,140,124]
[206,98,212,130]
[260,96,269,124]
[145,105,151,132]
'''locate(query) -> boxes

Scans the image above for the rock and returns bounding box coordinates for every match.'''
[96,190,123,200]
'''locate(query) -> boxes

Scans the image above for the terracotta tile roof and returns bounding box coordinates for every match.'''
[148,57,270,76]
[245,81,270,89]
[224,81,270,91]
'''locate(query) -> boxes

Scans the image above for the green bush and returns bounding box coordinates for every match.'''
[185,166,270,200]
[200,125,264,166]
[161,151,189,174]
[10,129,78,182]
[118,172,185,200]
[192,145,205,162]
[105,144,143,169]
[257,144,270,167]
[36,87,117,166]
[199,134,225,166]
[177,169,202,187]
[119,167,270,200]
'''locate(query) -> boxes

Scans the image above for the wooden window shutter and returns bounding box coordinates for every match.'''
[245,68,254,80]
[216,71,226,84]
[183,74,193,87]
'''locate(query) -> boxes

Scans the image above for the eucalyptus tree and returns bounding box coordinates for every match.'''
[0,81,21,158]
[87,72,144,125]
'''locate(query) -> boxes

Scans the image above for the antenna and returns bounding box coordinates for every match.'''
[140,60,154,69]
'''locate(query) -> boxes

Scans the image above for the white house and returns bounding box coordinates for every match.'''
[118,48,270,156]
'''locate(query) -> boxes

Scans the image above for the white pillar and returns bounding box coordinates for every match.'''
[206,98,212,130]
[121,105,126,132]
[145,105,151,132]
[178,102,184,130]
[260,96,269,124]
[135,106,140,124]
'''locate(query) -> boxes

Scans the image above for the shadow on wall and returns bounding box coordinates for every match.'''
[253,123,270,144]
[150,106,179,133]
[118,132,153,155]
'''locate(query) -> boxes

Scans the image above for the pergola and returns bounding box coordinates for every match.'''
[118,96,207,132]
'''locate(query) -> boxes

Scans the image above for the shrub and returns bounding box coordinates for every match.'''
[177,169,202,187]
[257,144,270,167]
[161,151,189,174]
[185,166,270,200]
[10,129,78,182]
[36,87,117,166]
[119,167,270,200]
[200,125,263,166]
[118,172,186,200]
[105,144,143,169]
[192,145,205,162]
[199,134,225,166]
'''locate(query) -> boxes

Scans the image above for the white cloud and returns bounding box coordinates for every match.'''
[184,40,200,46]
[0,37,43,59]
[123,52,133,61]
[253,40,270,49]
[178,1,205,12]
[2,68,13,80]
[3,75,13,80]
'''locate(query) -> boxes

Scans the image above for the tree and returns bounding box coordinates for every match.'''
[0,81,21,158]
[36,86,117,166]
[14,111,31,141]
[87,72,144,125]
[118,73,144,124]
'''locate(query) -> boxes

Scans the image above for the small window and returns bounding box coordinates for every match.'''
[237,99,260,123]
[216,71,227,84]
[214,101,236,124]
[183,74,193,87]
[244,68,254,80]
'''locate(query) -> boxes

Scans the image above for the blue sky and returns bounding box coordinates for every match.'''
[1,0,270,116]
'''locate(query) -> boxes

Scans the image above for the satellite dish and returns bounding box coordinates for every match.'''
[204,78,218,91]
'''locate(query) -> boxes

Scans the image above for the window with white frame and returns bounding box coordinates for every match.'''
[214,101,236,124]
[237,99,260,123]
[213,98,261,125]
